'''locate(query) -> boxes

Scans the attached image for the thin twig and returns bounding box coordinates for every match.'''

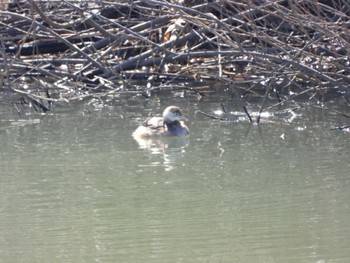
[243,106,254,124]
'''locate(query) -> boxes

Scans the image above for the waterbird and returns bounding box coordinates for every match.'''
[132,106,189,138]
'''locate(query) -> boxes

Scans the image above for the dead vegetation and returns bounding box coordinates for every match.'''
[0,0,350,113]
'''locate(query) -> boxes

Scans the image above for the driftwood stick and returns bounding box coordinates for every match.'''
[30,0,78,29]
[110,31,195,73]
[198,110,232,121]
[113,49,345,90]
[1,11,112,76]
[2,0,350,111]
[66,12,171,58]
[243,106,254,124]
[175,51,345,88]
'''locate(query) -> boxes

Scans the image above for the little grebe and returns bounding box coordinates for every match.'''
[133,106,189,138]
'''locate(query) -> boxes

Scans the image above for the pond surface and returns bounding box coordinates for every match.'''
[0,96,349,263]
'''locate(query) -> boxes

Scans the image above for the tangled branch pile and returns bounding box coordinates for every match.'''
[1,0,350,111]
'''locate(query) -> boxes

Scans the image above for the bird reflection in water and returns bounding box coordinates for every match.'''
[132,106,190,171]
[133,135,189,171]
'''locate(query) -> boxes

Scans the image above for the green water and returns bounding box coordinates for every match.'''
[0,99,349,263]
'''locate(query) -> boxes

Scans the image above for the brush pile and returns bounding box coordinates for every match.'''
[1,0,350,111]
